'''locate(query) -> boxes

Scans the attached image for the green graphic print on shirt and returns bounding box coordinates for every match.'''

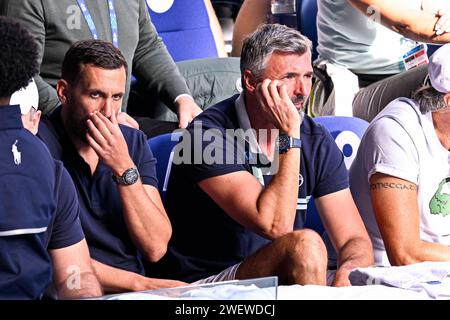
[430,177,450,217]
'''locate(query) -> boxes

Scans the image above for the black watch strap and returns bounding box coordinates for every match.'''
[112,167,140,185]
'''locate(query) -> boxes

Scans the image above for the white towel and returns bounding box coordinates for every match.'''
[349,261,450,299]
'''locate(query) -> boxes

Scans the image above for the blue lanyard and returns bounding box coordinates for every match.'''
[76,0,119,48]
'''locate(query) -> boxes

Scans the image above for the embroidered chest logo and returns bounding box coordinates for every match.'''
[11,140,21,165]
[429,177,450,217]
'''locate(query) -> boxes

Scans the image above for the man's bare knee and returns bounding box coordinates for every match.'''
[279,229,328,284]
[285,229,327,261]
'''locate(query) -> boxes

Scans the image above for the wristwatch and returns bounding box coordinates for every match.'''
[277,134,302,154]
[112,167,140,185]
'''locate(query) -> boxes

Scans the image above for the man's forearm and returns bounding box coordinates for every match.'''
[335,236,374,285]
[256,148,301,239]
[56,271,103,299]
[349,0,450,43]
[91,259,188,293]
[91,259,144,293]
[338,236,374,270]
[391,241,450,266]
[118,183,172,262]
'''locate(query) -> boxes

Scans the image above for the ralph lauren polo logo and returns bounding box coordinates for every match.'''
[11,140,21,165]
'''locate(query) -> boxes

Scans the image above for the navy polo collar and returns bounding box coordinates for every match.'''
[0,105,24,130]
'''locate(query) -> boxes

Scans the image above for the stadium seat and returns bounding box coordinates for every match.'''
[146,0,219,61]
[427,44,442,57]
[148,115,369,236]
[147,131,183,201]
[271,0,318,60]
[130,57,242,122]
[298,0,318,61]
[304,116,369,234]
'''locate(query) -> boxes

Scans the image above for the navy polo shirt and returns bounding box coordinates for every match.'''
[151,95,348,282]
[0,105,84,299]
[38,107,158,275]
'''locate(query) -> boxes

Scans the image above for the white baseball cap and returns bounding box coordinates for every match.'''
[10,78,39,115]
[428,44,450,94]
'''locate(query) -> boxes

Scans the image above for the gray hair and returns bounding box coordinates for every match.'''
[412,82,447,114]
[240,24,312,81]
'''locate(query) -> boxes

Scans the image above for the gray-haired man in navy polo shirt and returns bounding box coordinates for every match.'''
[38,40,186,293]
[0,16,101,299]
[153,24,374,286]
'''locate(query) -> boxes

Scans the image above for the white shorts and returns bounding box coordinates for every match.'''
[193,262,242,284]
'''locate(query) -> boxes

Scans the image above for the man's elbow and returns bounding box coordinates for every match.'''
[143,243,169,263]
[341,235,374,266]
[387,247,422,266]
[260,223,294,240]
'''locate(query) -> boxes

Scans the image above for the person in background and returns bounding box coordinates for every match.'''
[231,0,450,121]
[38,39,186,293]
[0,0,202,136]
[152,24,373,286]
[350,44,450,266]
[0,16,102,299]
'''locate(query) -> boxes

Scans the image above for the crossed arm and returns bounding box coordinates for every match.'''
[349,0,450,43]
[369,173,450,265]
[231,0,450,59]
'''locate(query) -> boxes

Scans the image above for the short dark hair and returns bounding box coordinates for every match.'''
[0,16,39,99]
[61,40,128,83]
[241,24,312,81]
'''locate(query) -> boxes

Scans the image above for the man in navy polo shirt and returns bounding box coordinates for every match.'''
[0,16,101,299]
[153,24,374,286]
[38,40,186,293]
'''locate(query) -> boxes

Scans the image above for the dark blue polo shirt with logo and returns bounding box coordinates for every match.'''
[0,105,84,299]
[150,95,348,282]
[38,107,158,275]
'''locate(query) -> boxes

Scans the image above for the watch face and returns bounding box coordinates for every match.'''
[278,134,290,153]
[124,168,139,185]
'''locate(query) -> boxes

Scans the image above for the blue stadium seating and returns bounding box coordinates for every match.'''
[146,0,219,61]
[147,131,183,201]
[304,116,369,234]
[427,44,442,57]
[298,0,318,61]
[271,0,318,60]
[149,116,369,235]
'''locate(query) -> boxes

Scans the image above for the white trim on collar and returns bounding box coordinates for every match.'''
[234,93,262,154]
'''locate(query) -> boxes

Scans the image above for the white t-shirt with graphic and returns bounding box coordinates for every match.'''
[350,98,450,266]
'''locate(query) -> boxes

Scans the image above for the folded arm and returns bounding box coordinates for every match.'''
[349,0,450,43]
